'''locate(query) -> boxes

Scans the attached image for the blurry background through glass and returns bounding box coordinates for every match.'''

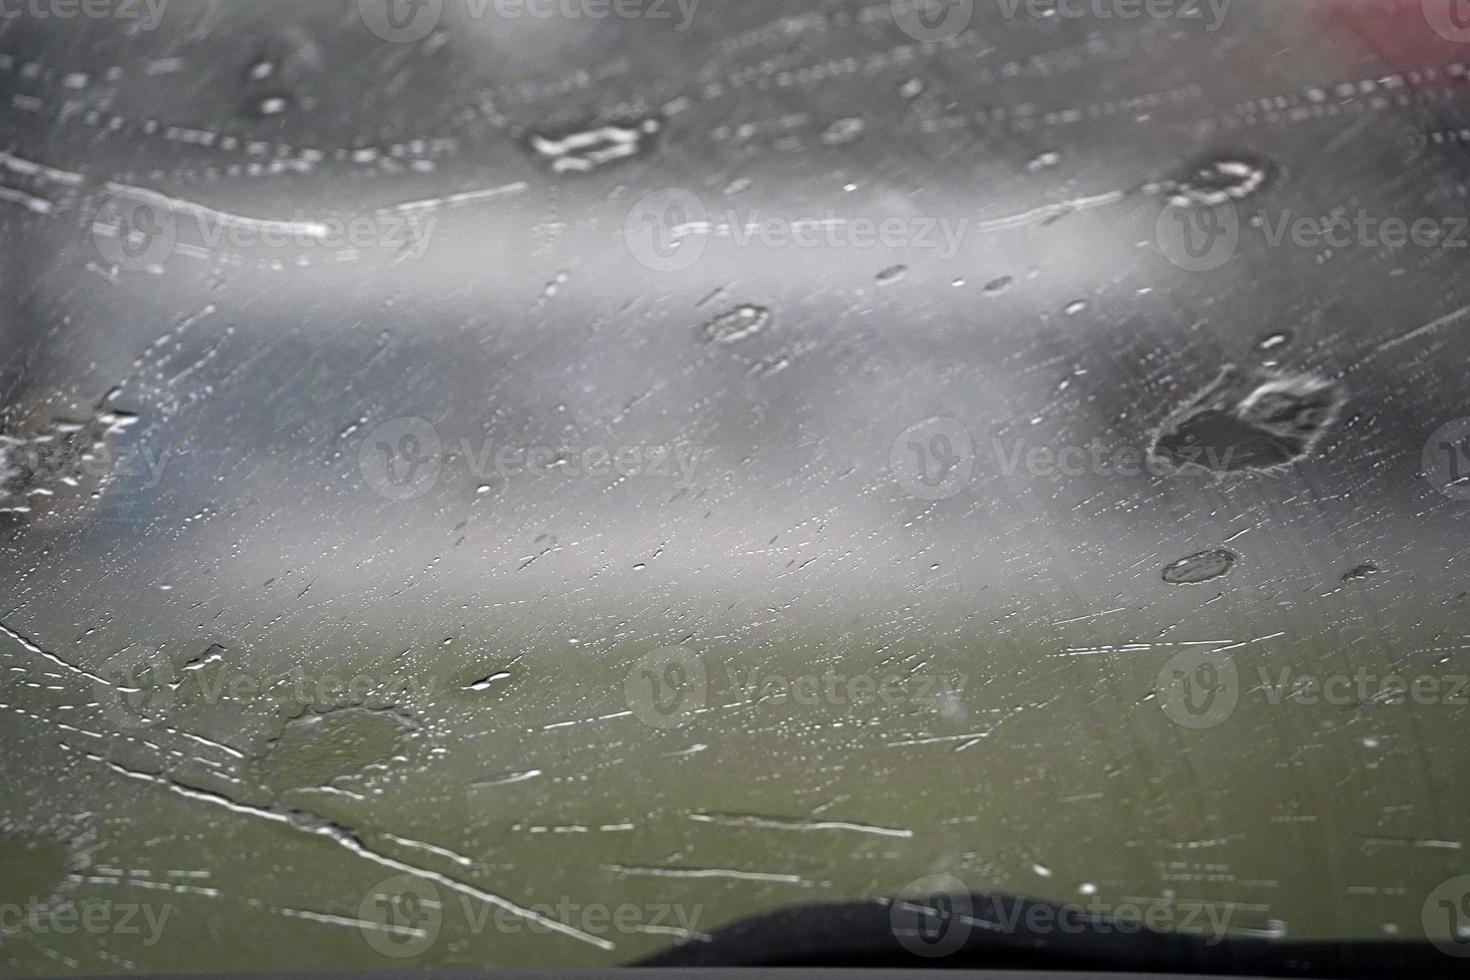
[1,0,1469,972]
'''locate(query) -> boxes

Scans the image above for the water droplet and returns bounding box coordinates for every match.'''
[0,403,139,514]
[702,305,771,345]
[982,275,1013,295]
[1150,368,1344,474]
[528,118,661,174]
[1160,156,1269,207]
[256,707,417,793]
[1026,150,1061,171]
[821,117,866,146]
[1064,300,1088,316]
[466,672,511,691]
[875,264,908,286]
[1258,331,1292,351]
[1158,156,1275,208]
[1162,548,1237,585]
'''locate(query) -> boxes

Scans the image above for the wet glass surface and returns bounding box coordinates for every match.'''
[2,0,1470,972]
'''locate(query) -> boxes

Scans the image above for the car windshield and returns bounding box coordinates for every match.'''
[2,0,1468,974]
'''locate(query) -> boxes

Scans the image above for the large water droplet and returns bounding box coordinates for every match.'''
[1159,156,1269,207]
[875,264,909,286]
[1150,368,1343,474]
[1162,548,1237,585]
[703,305,772,345]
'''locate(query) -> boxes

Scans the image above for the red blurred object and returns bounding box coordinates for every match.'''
[1329,0,1470,72]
